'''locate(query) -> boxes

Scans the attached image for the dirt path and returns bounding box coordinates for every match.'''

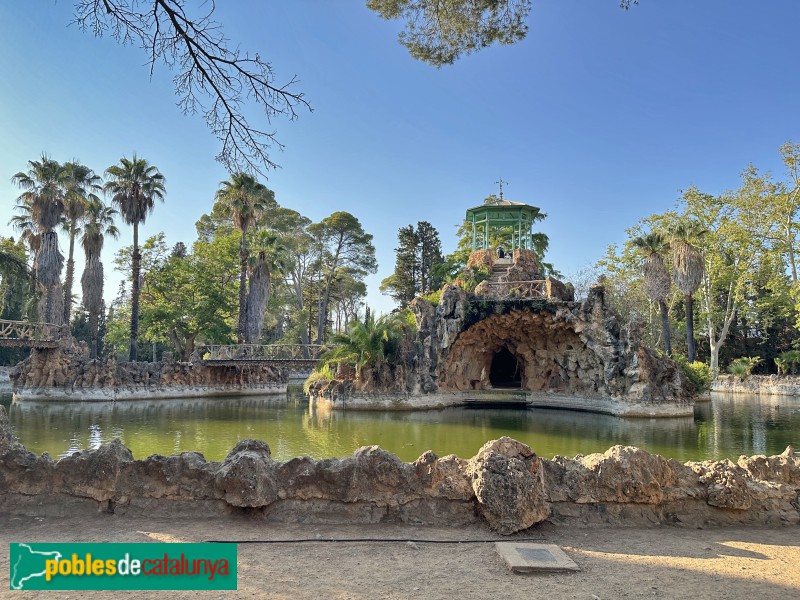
[1,515,798,599]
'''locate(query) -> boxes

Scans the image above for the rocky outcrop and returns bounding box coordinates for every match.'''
[10,338,286,401]
[2,406,798,531]
[310,281,692,415]
[713,374,800,396]
[404,283,693,414]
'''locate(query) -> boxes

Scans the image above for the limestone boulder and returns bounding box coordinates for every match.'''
[691,459,752,510]
[215,439,278,508]
[413,451,473,501]
[277,445,416,505]
[584,446,677,503]
[466,250,495,269]
[467,437,549,534]
[0,406,53,496]
[53,439,133,502]
[0,404,16,454]
[117,451,218,503]
[737,446,799,485]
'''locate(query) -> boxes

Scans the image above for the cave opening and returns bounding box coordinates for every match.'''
[489,347,523,389]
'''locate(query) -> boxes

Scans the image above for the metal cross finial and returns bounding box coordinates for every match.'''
[496,177,508,201]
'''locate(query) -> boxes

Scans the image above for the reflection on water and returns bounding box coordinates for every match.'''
[1,388,798,462]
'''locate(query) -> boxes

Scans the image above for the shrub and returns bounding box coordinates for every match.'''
[726,356,761,380]
[419,289,441,307]
[673,355,713,393]
[303,363,335,395]
[775,350,800,375]
[456,264,491,293]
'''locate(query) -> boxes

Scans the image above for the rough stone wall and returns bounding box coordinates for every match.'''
[713,374,800,396]
[466,250,496,269]
[410,283,693,406]
[2,407,798,531]
[10,338,286,398]
[509,248,543,281]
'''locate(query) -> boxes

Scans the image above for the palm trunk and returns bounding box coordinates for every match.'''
[89,310,99,359]
[238,231,248,344]
[63,218,77,324]
[659,299,671,356]
[129,222,141,362]
[685,294,695,363]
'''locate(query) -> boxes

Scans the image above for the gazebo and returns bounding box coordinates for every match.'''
[465,198,543,252]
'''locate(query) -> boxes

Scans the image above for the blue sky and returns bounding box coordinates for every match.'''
[1,1,799,317]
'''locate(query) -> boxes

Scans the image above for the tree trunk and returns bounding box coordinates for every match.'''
[237,231,248,344]
[659,299,671,356]
[168,327,184,361]
[317,236,343,343]
[291,271,311,356]
[184,334,195,362]
[786,218,798,283]
[685,294,695,363]
[89,310,99,359]
[129,222,141,362]
[63,218,77,324]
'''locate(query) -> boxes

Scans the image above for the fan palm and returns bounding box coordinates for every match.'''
[11,156,66,324]
[215,172,270,343]
[632,232,672,356]
[81,200,119,359]
[61,161,102,324]
[670,220,706,362]
[321,313,408,380]
[104,155,166,361]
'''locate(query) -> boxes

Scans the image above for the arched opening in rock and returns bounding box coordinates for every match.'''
[490,347,522,388]
[438,309,605,395]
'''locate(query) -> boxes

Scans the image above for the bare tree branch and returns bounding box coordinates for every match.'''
[73,0,312,175]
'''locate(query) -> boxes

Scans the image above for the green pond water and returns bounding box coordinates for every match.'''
[1,388,799,463]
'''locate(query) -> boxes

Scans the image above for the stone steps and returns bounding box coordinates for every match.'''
[488,263,511,283]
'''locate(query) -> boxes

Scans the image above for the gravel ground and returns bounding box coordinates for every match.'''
[2,514,798,599]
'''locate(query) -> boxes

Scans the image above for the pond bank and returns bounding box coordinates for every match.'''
[311,388,695,417]
[713,374,800,396]
[2,405,797,535]
[9,338,287,401]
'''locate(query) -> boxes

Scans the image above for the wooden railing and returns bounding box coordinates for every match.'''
[0,319,68,347]
[200,344,329,362]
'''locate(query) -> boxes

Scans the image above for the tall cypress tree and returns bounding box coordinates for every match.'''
[381,222,444,306]
[417,221,443,294]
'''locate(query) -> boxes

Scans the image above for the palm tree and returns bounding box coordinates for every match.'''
[81,200,119,359]
[61,161,102,324]
[11,156,66,324]
[215,173,270,344]
[670,220,706,363]
[632,232,672,356]
[244,230,289,343]
[321,313,409,382]
[104,155,166,361]
[9,203,42,320]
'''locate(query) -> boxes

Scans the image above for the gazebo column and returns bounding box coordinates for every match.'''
[471,215,477,251]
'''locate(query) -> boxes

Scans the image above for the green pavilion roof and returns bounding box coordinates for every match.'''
[465,199,535,213]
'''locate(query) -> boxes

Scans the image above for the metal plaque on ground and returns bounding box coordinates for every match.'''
[495,543,581,573]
